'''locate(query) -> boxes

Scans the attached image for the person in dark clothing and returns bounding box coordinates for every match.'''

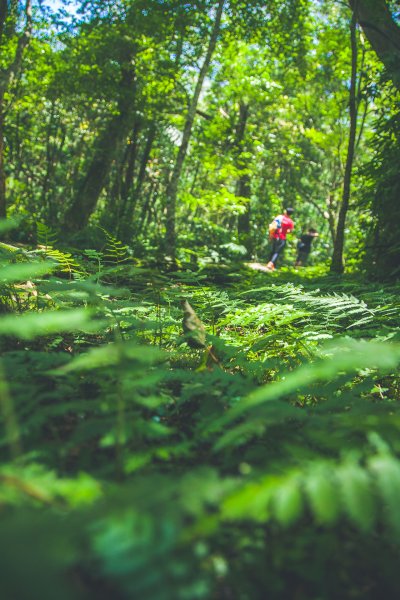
[295,228,318,266]
[266,207,295,270]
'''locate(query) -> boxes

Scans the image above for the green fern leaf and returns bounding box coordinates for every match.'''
[0,309,92,339]
[369,454,400,536]
[221,479,275,522]
[36,222,58,249]
[304,466,340,525]
[273,475,303,526]
[45,248,82,275]
[336,461,375,532]
[100,227,130,265]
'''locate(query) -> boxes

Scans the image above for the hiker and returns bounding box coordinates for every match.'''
[266,207,295,270]
[295,228,319,267]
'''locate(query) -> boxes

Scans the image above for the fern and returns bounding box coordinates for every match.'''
[336,460,375,532]
[36,222,82,277]
[0,463,101,507]
[44,247,83,277]
[100,227,130,266]
[36,221,58,250]
[0,253,399,599]
[219,446,400,536]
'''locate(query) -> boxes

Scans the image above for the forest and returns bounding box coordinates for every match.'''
[0,0,400,598]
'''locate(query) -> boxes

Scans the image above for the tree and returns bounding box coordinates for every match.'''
[347,0,400,279]
[0,0,32,218]
[62,63,137,232]
[164,0,225,262]
[348,0,400,90]
[61,0,196,233]
[330,12,359,274]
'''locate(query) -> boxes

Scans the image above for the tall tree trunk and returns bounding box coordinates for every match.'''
[63,114,131,232]
[330,13,358,274]
[139,180,158,232]
[348,0,400,90]
[0,0,8,42]
[164,0,225,261]
[119,121,141,213]
[326,194,337,244]
[63,68,136,232]
[128,124,156,219]
[235,102,251,255]
[0,0,32,95]
[42,99,60,220]
[0,95,5,218]
[112,120,141,234]
[237,173,251,250]
[120,123,156,239]
[0,0,32,219]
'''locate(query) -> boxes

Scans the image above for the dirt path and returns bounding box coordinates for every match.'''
[245,262,272,273]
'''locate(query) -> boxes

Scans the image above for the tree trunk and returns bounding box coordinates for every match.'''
[348,0,400,90]
[0,0,32,219]
[118,124,156,238]
[111,120,141,233]
[63,69,136,232]
[0,95,5,218]
[235,102,251,254]
[120,121,141,213]
[237,173,251,250]
[63,115,131,232]
[42,99,61,221]
[164,0,225,262]
[0,0,8,42]
[139,180,158,232]
[330,14,358,274]
[0,0,32,96]
[131,124,156,212]
[326,196,337,244]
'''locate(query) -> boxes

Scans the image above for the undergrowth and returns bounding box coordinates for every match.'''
[0,222,399,599]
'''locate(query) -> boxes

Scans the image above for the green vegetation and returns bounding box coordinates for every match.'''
[0,1,400,598]
[0,223,399,598]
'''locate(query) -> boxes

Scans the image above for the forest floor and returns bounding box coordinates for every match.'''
[0,251,399,599]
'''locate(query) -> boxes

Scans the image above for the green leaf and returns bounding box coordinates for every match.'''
[55,341,165,373]
[0,309,92,339]
[369,454,400,536]
[0,261,55,283]
[221,478,276,522]
[304,466,340,525]
[273,475,304,526]
[224,340,400,421]
[336,462,375,532]
[0,463,101,507]
[0,218,19,234]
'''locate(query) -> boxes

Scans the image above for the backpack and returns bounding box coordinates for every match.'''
[268,215,283,239]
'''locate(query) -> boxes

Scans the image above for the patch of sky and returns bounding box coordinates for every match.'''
[38,0,80,35]
[40,0,79,18]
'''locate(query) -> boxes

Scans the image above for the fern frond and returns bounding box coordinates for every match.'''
[304,465,340,524]
[37,222,58,249]
[221,448,400,536]
[44,247,83,276]
[100,227,130,266]
[36,222,83,277]
[336,461,375,532]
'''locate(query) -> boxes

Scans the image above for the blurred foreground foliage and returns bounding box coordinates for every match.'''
[0,223,399,599]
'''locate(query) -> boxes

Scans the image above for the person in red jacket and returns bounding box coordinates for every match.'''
[266,207,295,270]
